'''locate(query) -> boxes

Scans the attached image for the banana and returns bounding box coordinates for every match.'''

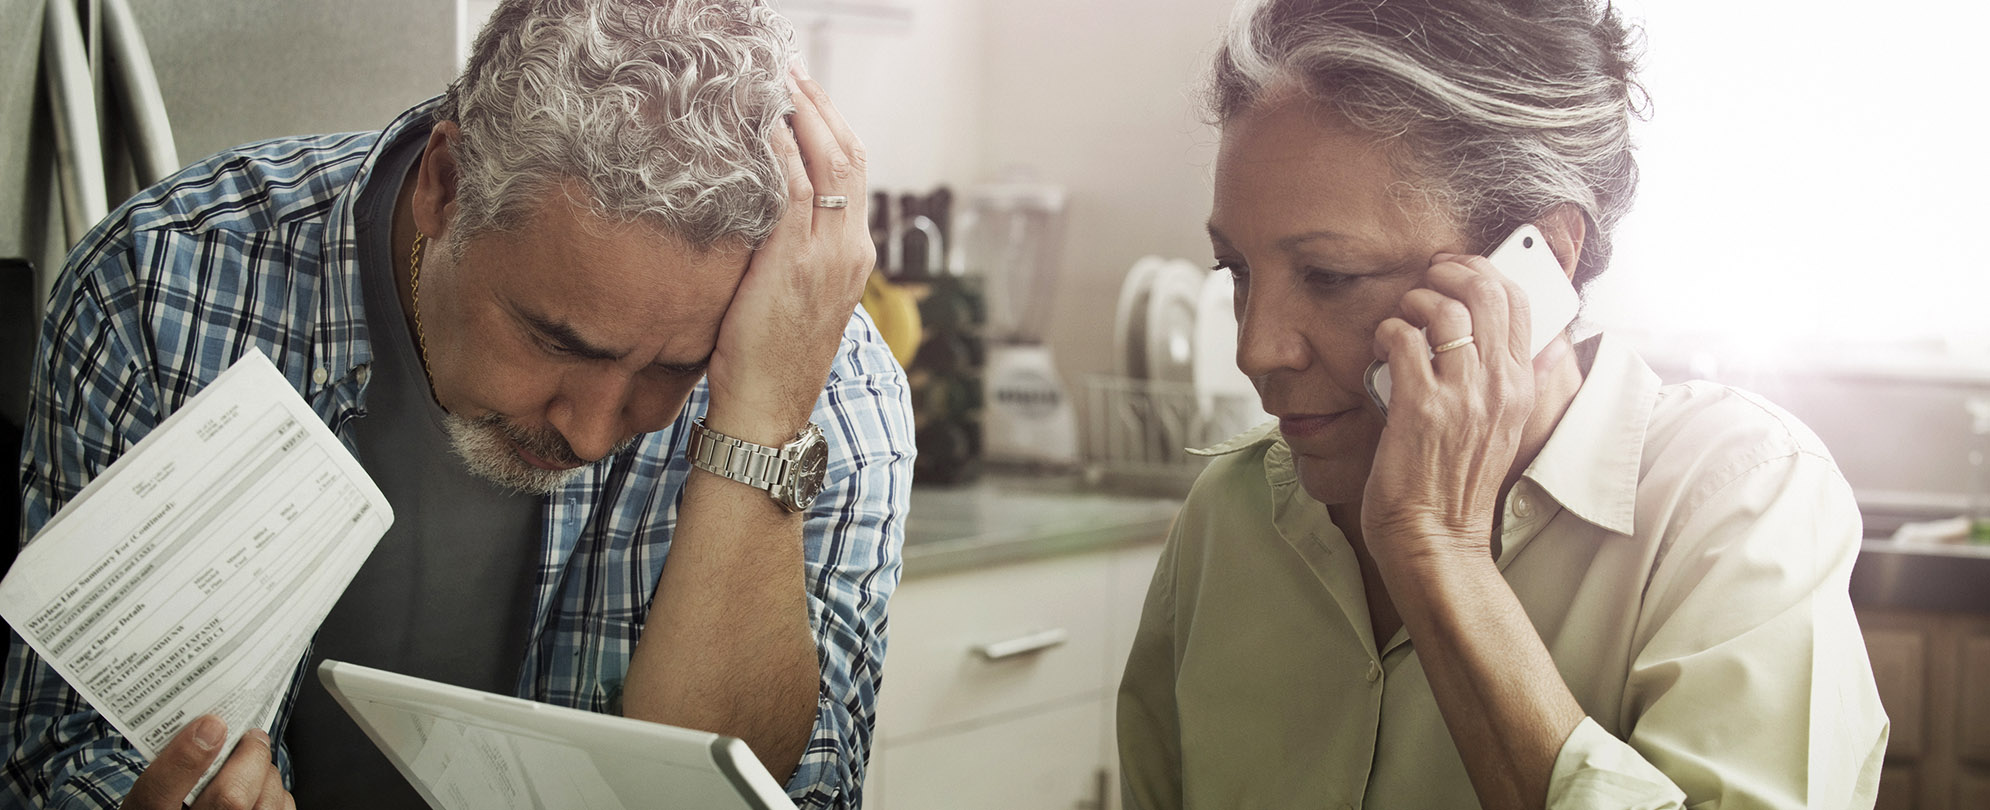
[861,271,924,368]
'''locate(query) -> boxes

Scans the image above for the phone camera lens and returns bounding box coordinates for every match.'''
[1523,236,1535,248]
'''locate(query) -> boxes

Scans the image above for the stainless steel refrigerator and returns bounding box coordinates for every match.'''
[2,0,457,540]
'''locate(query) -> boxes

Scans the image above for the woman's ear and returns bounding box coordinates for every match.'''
[412,122,464,238]
[1536,202,1587,281]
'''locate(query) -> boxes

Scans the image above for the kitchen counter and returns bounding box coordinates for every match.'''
[902,477,1181,578]
[1853,502,1990,615]
[1851,540,1990,615]
[900,479,1990,615]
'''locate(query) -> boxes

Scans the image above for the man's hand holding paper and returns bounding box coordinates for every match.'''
[121,717,287,810]
[0,350,391,802]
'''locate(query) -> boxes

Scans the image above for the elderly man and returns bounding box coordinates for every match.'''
[2,1,912,808]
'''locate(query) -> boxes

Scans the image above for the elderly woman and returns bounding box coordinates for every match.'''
[1115,1,1889,808]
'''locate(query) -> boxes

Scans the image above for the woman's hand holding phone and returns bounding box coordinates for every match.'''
[1357,224,1578,572]
[1363,225,1579,418]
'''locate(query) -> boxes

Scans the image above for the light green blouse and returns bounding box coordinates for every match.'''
[1117,334,1888,809]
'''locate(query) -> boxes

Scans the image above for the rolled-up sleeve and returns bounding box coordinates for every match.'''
[782,314,916,810]
[1548,449,1889,809]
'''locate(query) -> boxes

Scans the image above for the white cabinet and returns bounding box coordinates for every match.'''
[876,699,1107,810]
[870,541,1164,810]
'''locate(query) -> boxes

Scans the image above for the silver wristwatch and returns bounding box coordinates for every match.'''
[686,418,829,513]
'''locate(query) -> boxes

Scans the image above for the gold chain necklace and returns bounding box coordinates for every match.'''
[409,231,433,382]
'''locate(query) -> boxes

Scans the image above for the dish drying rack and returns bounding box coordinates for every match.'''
[1080,374,1268,494]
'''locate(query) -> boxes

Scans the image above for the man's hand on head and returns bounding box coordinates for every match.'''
[122,715,293,810]
[702,63,875,446]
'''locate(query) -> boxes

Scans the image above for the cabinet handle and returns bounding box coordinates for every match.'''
[974,628,1070,661]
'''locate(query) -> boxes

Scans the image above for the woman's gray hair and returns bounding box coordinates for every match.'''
[438,0,795,250]
[1210,0,1646,290]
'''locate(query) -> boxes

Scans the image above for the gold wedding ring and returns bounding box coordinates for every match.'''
[1430,335,1476,354]
[814,195,850,209]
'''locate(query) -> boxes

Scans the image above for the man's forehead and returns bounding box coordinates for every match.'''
[502,186,751,280]
[472,194,748,365]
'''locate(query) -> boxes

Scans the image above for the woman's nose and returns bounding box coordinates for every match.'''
[1235,288,1311,379]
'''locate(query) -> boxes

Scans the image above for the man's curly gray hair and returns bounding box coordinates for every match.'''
[438,0,795,250]
[1210,0,1646,292]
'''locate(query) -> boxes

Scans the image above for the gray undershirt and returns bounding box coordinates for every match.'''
[285,128,542,809]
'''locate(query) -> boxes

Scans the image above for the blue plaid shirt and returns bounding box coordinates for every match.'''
[3,99,914,810]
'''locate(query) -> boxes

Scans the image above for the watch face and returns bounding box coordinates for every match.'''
[786,432,830,511]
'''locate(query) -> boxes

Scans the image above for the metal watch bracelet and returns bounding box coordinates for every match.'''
[686,418,827,512]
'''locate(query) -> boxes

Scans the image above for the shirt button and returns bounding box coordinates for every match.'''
[355,364,371,385]
[312,367,329,385]
[1512,494,1535,520]
[1365,661,1380,682]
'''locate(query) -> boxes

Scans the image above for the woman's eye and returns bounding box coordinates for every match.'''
[1303,268,1354,289]
[1211,261,1247,282]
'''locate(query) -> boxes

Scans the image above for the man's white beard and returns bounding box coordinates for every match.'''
[441,412,585,495]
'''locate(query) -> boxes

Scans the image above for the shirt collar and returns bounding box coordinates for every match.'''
[1189,418,1281,460]
[1191,418,1317,547]
[310,96,444,405]
[1193,332,1660,539]
[1518,332,1660,537]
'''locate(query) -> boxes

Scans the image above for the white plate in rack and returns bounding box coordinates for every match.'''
[1143,259,1204,388]
[1113,256,1166,379]
[1191,269,1268,443]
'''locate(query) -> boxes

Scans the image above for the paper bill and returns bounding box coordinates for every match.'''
[0,349,391,796]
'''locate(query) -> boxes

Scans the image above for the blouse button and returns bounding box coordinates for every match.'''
[312,367,330,385]
[1365,661,1381,683]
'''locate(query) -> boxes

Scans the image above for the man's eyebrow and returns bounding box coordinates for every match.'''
[523,311,623,361]
[521,308,711,373]
[653,355,710,375]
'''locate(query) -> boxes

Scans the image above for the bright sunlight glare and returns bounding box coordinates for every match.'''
[1582,0,1990,366]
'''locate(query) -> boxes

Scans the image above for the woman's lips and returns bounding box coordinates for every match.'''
[1278,410,1356,439]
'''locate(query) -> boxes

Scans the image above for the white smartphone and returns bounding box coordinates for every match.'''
[1363,223,1580,417]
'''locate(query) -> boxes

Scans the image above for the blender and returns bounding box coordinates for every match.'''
[952,182,1078,467]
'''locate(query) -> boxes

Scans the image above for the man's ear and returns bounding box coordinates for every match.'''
[1535,202,1587,281]
[412,122,463,238]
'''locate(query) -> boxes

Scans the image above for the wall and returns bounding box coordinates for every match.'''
[791,0,984,191]
[968,0,1235,382]
[0,0,54,426]
[129,0,457,166]
[0,0,53,273]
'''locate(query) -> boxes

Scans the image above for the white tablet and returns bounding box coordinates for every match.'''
[317,660,798,810]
